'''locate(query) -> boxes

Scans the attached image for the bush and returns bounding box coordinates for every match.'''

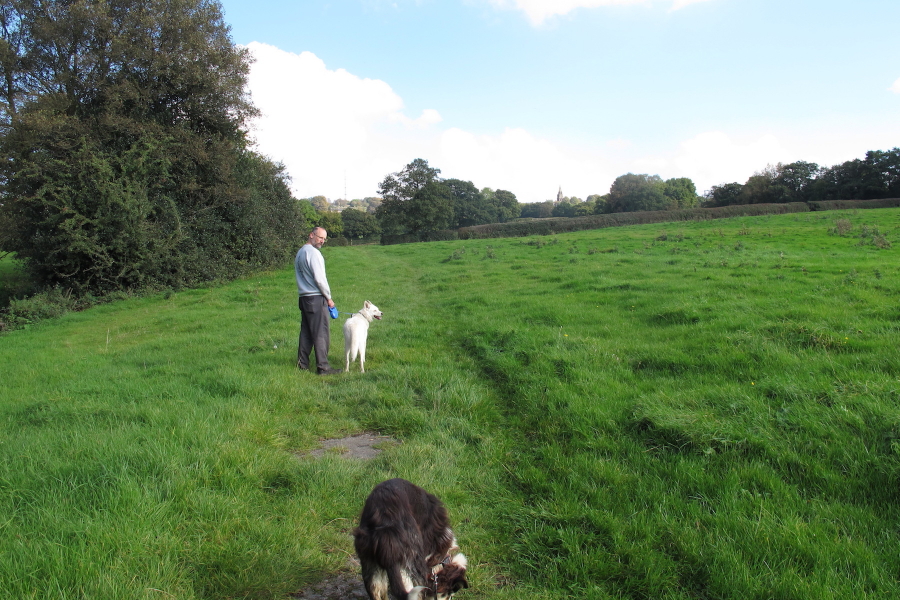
[808,198,900,211]
[380,230,459,245]
[326,236,351,247]
[830,219,853,236]
[1,287,95,331]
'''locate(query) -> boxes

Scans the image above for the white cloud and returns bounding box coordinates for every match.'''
[439,127,610,201]
[620,131,793,193]
[244,42,442,199]
[669,0,714,10]
[486,0,715,25]
[245,42,606,202]
[671,131,791,192]
[246,42,893,205]
[890,77,900,94]
[409,108,444,128]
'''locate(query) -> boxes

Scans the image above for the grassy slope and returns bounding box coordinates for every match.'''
[1,209,898,599]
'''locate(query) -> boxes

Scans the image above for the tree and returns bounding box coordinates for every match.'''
[307,196,329,212]
[404,181,454,233]
[362,197,382,213]
[341,208,381,240]
[376,159,452,233]
[491,189,520,223]
[866,148,900,197]
[552,202,577,217]
[0,0,300,293]
[811,148,900,200]
[378,158,441,204]
[521,201,554,218]
[316,211,343,236]
[445,178,491,227]
[606,174,670,213]
[703,183,743,207]
[739,166,783,204]
[297,199,319,225]
[587,194,608,214]
[774,161,821,202]
[663,178,699,208]
[574,200,595,216]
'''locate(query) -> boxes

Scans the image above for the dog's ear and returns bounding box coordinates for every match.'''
[451,576,469,593]
[364,300,372,308]
[437,563,468,595]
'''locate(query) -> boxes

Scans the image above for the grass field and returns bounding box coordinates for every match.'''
[1,209,899,599]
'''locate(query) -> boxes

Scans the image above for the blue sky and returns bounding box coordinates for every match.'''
[218,0,900,202]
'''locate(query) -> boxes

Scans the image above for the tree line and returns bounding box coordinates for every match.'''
[310,159,703,238]
[332,148,899,239]
[0,0,303,297]
[702,149,900,207]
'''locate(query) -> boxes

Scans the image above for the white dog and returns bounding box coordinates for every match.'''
[343,300,383,373]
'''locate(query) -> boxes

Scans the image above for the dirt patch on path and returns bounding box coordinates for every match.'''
[305,432,398,460]
[292,560,368,599]
[292,433,397,598]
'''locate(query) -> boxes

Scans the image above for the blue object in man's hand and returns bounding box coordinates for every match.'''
[329,306,339,319]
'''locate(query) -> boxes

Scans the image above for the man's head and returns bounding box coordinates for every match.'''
[308,227,328,249]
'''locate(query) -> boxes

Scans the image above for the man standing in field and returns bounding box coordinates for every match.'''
[295,227,341,375]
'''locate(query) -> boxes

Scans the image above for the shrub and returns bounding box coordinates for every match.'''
[380,230,459,245]
[326,236,351,247]
[831,219,853,236]
[873,235,892,249]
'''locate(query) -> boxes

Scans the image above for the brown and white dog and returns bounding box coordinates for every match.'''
[353,478,469,600]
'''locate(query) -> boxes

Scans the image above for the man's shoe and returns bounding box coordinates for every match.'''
[317,367,342,375]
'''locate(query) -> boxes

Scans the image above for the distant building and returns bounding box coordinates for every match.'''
[556,186,563,203]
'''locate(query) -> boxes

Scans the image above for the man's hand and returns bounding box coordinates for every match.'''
[327,298,335,308]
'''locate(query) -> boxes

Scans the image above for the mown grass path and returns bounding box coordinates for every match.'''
[2,209,899,599]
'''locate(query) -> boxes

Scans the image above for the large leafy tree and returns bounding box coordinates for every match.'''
[491,189,519,222]
[340,208,381,240]
[402,181,454,233]
[378,158,441,204]
[774,161,821,201]
[0,0,301,293]
[606,173,670,213]
[445,178,490,227]
[662,177,699,208]
[703,182,743,207]
[376,159,453,233]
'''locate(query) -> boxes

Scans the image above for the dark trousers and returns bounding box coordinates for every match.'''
[298,295,332,371]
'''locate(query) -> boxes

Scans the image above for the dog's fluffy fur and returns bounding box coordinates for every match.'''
[343,300,383,373]
[354,478,468,600]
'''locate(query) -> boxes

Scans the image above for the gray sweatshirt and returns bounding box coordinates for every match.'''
[294,244,332,299]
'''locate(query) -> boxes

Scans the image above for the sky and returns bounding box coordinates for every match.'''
[218,0,900,203]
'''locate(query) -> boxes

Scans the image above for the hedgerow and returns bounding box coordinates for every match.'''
[457,203,811,240]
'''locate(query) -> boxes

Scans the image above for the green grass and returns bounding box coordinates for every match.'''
[1,209,899,598]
